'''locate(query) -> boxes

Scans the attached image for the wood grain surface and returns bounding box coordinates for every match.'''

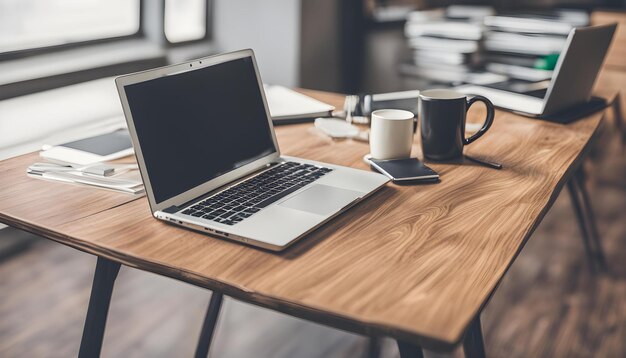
[0,90,608,351]
[0,152,141,232]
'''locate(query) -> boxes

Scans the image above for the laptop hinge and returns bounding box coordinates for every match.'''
[162,205,179,214]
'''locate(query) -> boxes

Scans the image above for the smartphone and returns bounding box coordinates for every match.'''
[369,158,439,183]
[41,130,134,165]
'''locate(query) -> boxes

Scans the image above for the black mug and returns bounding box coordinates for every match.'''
[419,89,494,161]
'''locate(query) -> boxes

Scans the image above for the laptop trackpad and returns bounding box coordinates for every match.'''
[278,184,362,216]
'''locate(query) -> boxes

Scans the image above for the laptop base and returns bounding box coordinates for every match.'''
[537,97,608,124]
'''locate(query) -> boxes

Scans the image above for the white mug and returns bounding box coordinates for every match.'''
[369,109,414,160]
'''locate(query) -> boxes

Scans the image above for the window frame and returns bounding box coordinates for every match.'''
[163,0,213,47]
[0,0,146,62]
[0,0,215,101]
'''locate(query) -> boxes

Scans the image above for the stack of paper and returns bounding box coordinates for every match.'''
[27,162,144,195]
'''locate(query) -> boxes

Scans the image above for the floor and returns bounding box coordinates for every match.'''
[0,123,624,358]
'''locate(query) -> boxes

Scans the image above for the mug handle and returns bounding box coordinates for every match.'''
[463,95,495,145]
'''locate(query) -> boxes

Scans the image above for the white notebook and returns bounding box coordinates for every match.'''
[264,85,335,123]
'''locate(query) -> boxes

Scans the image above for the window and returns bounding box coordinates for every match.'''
[0,0,214,100]
[0,0,141,54]
[164,0,207,43]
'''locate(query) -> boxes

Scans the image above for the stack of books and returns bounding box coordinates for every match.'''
[400,6,496,85]
[482,10,589,81]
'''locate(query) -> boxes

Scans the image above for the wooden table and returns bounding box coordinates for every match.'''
[0,89,611,357]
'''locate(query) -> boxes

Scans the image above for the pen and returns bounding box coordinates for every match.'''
[465,155,503,170]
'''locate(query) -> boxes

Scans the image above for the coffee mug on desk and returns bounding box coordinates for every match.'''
[369,109,414,160]
[419,89,494,161]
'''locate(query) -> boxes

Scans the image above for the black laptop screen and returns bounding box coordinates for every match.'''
[124,57,277,204]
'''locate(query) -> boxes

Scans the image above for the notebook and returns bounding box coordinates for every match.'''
[264,85,335,124]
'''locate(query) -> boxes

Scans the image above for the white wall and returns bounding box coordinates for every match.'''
[212,0,300,87]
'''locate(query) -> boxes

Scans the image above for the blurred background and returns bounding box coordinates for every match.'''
[0,1,625,357]
[1,0,624,98]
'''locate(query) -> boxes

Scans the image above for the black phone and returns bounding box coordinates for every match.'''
[369,158,439,183]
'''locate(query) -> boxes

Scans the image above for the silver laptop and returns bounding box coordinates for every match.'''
[455,24,616,117]
[115,49,389,251]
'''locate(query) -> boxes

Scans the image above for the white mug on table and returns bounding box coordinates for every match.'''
[369,109,414,160]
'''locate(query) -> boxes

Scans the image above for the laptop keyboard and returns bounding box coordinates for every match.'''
[483,80,548,98]
[524,88,547,99]
[180,162,333,226]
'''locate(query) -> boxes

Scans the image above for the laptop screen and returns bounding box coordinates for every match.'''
[124,57,277,204]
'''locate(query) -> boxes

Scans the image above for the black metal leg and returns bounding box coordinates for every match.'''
[574,170,608,270]
[463,316,486,358]
[567,180,597,271]
[396,340,424,358]
[613,93,625,147]
[195,292,224,358]
[78,257,121,358]
[367,336,381,358]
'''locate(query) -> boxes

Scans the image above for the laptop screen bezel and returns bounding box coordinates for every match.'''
[115,49,281,213]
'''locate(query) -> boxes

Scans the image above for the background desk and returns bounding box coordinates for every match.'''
[0,89,609,356]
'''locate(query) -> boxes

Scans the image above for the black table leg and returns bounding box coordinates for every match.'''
[574,169,608,270]
[567,166,608,272]
[612,93,625,147]
[195,292,224,358]
[367,336,381,358]
[463,315,486,358]
[78,257,121,358]
[567,179,597,271]
[396,340,424,358]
